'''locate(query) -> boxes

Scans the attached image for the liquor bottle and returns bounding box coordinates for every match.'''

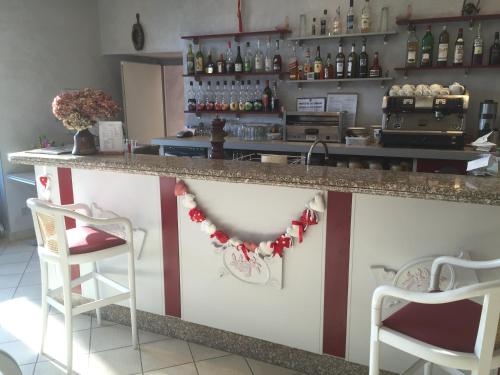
[187,81,196,111]
[253,80,263,111]
[262,80,272,112]
[406,24,419,68]
[420,25,434,67]
[225,41,235,73]
[360,0,371,33]
[205,50,215,74]
[195,45,204,74]
[324,53,334,79]
[271,82,280,112]
[214,81,222,111]
[359,40,369,78]
[320,10,329,36]
[314,46,324,80]
[205,81,215,111]
[312,18,317,36]
[273,40,282,73]
[255,40,264,72]
[437,26,449,66]
[347,43,358,78]
[471,23,484,66]
[303,48,312,78]
[216,54,226,74]
[265,38,273,72]
[453,28,465,66]
[235,45,243,72]
[336,44,345,78]
[238,80,246,111]
[346,0,355,34]
[195,81,205,111]
[186,44,195,75]
[244,42,253,72]
[332,6,342,35]
[490,32,500,65]
[289,44,299,80]
[229,81,238,111]
[369,51,382,77]
[244,80,254,111]
[221,81,230,111]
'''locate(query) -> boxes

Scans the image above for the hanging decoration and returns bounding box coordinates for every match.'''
[237,0,243,33]
[38,174,52,202]
[175,179,325,263]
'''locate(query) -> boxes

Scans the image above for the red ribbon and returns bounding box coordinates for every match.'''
[301,209,318,226]
[237,243,251,261]
[210,231,229,244]
[189,208,206,223]
[271,235,292,258]
[291,221,304,243]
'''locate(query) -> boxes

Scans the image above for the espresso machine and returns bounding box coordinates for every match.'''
[381,92,469,149]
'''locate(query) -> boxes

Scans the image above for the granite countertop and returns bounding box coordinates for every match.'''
[8,151,500,206]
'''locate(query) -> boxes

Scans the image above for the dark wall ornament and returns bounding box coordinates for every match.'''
[132,13,145,51]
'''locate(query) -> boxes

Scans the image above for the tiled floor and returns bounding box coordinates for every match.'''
[0,239,303,375]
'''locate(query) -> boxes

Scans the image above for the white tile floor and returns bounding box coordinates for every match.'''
[0,239,303,375]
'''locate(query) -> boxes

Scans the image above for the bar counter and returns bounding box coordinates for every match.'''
[8,151,500,205]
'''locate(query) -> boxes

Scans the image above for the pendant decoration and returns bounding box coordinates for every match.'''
[237,0,243,33]
[175,179,324,262]
[38,175,52,201]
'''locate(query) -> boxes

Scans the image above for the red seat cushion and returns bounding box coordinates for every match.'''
[383,299,482,353]
[66,226,126,255]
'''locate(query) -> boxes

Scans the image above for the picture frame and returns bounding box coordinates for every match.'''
[98,121,124,154]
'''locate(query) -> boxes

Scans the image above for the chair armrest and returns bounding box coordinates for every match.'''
[430,256,500,291]
[61,203,91,216]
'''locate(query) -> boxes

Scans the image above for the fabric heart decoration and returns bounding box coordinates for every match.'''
[257,241,274,257]
[308,193,326,213]
[210,231,229,244]
[39,176,49,188]
[174,180,188,196]
[188,208,206,223]
[201,220,217,235]
[182,194,197,209]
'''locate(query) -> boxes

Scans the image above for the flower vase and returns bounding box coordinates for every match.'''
[72,128,97,155]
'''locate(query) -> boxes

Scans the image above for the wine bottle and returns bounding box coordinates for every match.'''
[359,40,369,78]
[314,46,323,80]
[238,80,246,111]
[205,81,215,110]
[262,80,273,112]
[420,25,434,67]
[303,48,312,78]
[311,18,317,36]
[347,43,358,78]
[271,82,280,112]
[360,0,371,33]
[406,24,419,68]
[346,0,354,33]
[490,32,500,65]
[369,52,381,77]
[320,10,329,36]
[216,54,225,74]
[244,42,253,72]
[229,81,238,111]
[437,26,449,66]
[225,41,235,73]
[336,44,345,78]
[273,40,282,73]
[264,38,273,72]
[205,50,215,74]
[471,23,484,66]
[186,44,195,75]
[195,81,205,111]
[332,6,342,35]
[244,80,253,111]
[453,28,465,66]
[214,81,222,111]
[255,40,264,72]
[324,53,334,79]
[221,81,230,111]
[235,45,243,72]
[289,44,299,80]
[253,80,263,111]
[187,81,196,111]
[195,45,204,75]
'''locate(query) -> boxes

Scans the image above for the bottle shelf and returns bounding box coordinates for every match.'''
[394,64,500,76]
[288,30,397,45]
[181,29,291,44]
[183,72,282,81]
[185,110,282,118]
[396,13,500,26]
[284,76,394,89]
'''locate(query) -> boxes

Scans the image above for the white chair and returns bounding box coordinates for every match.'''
[27,198,138,374]
[369,256,500,375]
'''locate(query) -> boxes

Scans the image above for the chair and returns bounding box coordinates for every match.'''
[369,256,500,375]
[27,198,138,374]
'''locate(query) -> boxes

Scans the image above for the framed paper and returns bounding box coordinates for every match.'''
[297,97,326,112]
[98,121,124,154]
[326,94,358,127]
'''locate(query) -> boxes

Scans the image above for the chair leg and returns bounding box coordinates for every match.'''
[39,260,49,354]
[424,362,433,375]
[369,327,380,375]
[90,262,102,326]
[61,265,73,374]
[128,251,138,349]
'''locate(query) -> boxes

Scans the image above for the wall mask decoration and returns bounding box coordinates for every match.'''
[132,13,145,51]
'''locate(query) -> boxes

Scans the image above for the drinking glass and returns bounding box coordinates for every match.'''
[379,7,389,32]
[299,14,307,37]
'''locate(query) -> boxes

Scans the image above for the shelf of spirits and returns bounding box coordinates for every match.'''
[394,64,500,76]
[288,30,398,45]
[285,76,393,89]
[181,29,291,44]
[185,110,282,118]
[396,13,500,26]
[183,72,282,80]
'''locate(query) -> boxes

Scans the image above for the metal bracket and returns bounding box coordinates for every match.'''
[337,81,342,90]
[464,67,470,76]
[383,34,389,45]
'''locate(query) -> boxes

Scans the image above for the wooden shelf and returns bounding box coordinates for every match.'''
[394,64,500,75]
[185,110,282,117]
[288,30,397,45]
[181,29,291,43]
[396,13,500,26]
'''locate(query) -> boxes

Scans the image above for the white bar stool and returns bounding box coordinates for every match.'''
[369,256,500,375]
[27,198,138,374]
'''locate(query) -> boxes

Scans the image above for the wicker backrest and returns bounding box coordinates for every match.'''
[35,212,60,253]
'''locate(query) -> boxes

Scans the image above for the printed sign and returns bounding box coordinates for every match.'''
[297,97,326,112]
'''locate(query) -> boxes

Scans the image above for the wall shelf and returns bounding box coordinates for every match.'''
[394,64,500,77]
[181,29,291,44]
[288,30,397,45]
[284,76,394,89]
[185,110,282,118]
[396,13,500,26]
[183,72,282,81]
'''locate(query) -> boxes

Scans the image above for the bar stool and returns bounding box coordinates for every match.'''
[27,198,138,374]
[369,256,500,375]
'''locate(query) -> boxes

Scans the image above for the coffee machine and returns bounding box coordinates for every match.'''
[479,100,498,137]
[381,92,469,150]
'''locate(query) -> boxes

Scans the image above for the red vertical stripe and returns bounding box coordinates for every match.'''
[323,191,352,357]
[160,177,181,317]
[57,168,80,292]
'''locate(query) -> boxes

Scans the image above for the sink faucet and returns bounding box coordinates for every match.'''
[306,140,329,166]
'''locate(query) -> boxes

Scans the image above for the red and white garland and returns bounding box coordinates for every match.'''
[175,180,326,261]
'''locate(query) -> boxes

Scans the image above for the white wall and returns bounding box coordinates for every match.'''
[98,0,500,133]
[0,0,122,237]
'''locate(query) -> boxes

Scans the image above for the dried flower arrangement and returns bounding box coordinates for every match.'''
[52,88,120,131]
